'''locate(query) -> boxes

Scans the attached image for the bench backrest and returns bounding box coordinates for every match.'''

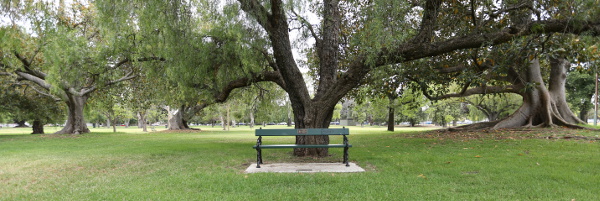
[255,128,349,136]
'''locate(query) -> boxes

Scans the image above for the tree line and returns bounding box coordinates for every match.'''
[1,0,599,157]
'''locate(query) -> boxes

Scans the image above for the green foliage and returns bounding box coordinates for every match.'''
[395,89,427,126]
[426,99,465,127]
[464,93,522,122]
[96,0,271,107]
[566,69,596,119]
[0,80,64,125]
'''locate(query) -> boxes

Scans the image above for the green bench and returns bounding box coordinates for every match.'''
[252,127,352,168]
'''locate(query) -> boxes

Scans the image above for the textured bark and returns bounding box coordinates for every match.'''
[387,103,395,132]
[55,95,90,134]
[450,59,587,130]
[137,111,148,132]
[167,109,189,130]
[249,110,255,128]
[31,120,44,134]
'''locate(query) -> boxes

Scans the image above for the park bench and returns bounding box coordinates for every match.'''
[252,127,352,168]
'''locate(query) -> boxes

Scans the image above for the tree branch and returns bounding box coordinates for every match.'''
[19,82,62,101]
[15,71,52,90]
[113,56,165,69]
[428,84,523,101]
[487,2,541,20]
[411,0,442,44]
[382,19,600,66]
[213,71,283,103]
[13,52,47,79]
[237,0,273,32]
[290,8,321,47]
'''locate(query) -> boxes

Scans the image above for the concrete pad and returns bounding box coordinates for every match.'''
[245,162,365,173]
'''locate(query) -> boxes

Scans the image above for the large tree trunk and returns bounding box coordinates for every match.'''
[292,100,336,157]
[31,120,44,134]
[484,59,585,129]
[55,95,90,134]
[167,108,189,130]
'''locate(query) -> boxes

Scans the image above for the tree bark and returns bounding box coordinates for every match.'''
[458,58,586,130]
[387,99,395,132]
[249,110,255,128]
[137,111,147,132]
[31,120,44,134]
[167,108,189,130]
[55,95,90,134]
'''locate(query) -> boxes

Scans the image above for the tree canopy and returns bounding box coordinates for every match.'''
[2,0,599,157]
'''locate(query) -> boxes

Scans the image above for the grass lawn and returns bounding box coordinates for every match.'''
[1,125,599,200]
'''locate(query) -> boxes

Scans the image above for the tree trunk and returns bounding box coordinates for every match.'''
[31,120,44,134]
[55,95,90,134]
[165,105,191,130]
[287,101,293,127]
[138,111,148,132]
[579,101,591,122]
[226,104,231,130]
[14,120,27,127]
[291,99,336,157]
[481,59,586,129]
[220,115,226,130]
[387,104,395,132]
[168,109,188,130]
[249,110,255,128]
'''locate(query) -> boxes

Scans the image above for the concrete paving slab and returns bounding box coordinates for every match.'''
[245,162,365,173]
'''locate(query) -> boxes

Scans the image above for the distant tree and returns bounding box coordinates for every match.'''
[0,77,64,134]
[463,94,522,122]
[427,99,465,127]
[396,89,427,127]
[566,68,597,121]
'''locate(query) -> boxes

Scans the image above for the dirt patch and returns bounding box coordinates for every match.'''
[38,134,81,138]
[405,127,600,141]
[153,129,202,134]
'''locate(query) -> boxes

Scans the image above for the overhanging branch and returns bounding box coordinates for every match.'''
[213,71,283,103]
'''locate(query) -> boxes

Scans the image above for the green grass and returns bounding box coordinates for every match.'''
[1,125,599,200]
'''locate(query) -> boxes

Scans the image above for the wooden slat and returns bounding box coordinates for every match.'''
[253,144,352,149]
[255,128,349,136]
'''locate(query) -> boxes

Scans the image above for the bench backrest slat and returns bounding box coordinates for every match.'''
[255,128,349,136]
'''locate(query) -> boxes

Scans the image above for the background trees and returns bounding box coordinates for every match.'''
[2,1,599,159]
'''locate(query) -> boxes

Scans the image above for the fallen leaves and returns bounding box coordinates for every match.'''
[405,127,598,142]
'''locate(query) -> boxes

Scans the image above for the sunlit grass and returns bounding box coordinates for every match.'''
[0,125,598,200]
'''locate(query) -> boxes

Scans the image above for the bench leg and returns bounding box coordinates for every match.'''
[256,148,262,168]
[343,147,350,167]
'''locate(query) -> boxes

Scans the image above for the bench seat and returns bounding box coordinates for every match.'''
[254,144,352,149]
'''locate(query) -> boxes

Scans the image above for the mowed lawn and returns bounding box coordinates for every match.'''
[1,125,599,200]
